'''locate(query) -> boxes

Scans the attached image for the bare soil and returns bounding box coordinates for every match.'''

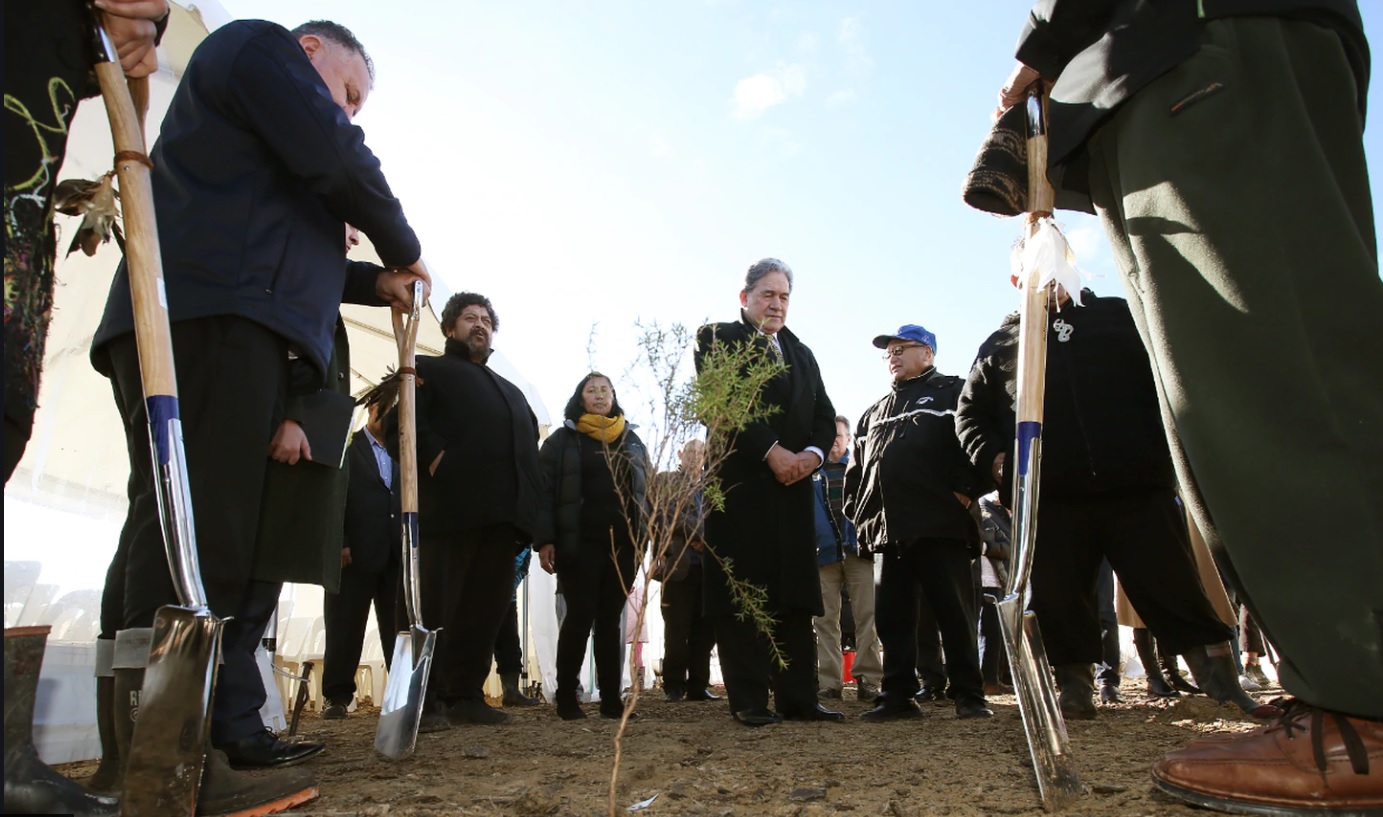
[59,679,1277,817]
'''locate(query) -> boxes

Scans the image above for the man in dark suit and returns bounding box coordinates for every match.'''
[89,19,427,810]
[322,402,400,719]
[694,258,843,726]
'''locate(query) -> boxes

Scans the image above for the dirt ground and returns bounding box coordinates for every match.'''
[61,679,1276,817]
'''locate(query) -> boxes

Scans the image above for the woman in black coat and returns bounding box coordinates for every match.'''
[536,373,649,720]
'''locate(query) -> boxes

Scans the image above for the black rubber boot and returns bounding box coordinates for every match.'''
[1181,642,1280,717]
[1132,628,1178,697]
[4,626,119,816]
[500,672,539,707]
[1053,663,1097,721]
[85,638,121,794]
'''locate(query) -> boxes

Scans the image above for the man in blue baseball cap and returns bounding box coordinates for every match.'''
[845,324,990,722]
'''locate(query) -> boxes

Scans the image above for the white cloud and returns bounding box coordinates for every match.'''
[838,17,874,78]
[826,89,856,108]
[649,136,673,159]
[796,32,819,54]
[732,63,806,119]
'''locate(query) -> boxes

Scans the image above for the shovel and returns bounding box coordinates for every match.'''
[994,86,1086,811]
[90,18,224,817]
[375,279,438,759]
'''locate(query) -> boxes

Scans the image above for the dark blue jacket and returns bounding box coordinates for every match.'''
[91,20,420,384]
[814,457,859,566]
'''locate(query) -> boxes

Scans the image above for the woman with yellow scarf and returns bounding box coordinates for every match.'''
[535,373,649,720]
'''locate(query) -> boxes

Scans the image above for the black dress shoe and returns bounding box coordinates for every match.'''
[733,707,782,727]
[955,700,994,719]
[781,703,846,722]
[664,687,685,702]
[684,688,723,702]
[861,699,924,722]
[915,685,946,703]
[218,729,324,770]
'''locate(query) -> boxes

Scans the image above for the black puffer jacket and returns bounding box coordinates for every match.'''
[537,423,650,561]
[956,290,1175,502]
[844,368,981,549]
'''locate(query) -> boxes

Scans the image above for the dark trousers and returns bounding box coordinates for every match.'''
[659,563,715,692]
[420,524,517,705]
[322,561,398,704]
[914,592,947,690]
[1238,604,1266,657]
[978,586,1008,686]
[100,317,289,743]
[555,542,635,700]
[494,597,523,676]
[713,607,816,715]
[877,537,983,706]
[1096,558,1121,685]
[1087,16,1383,718]
[1030,490,1231,667]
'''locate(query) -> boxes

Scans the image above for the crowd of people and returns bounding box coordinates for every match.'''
[3,2,1380,816]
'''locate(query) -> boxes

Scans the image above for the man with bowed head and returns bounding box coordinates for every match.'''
[694,258,843,727]
[88,17,427,814]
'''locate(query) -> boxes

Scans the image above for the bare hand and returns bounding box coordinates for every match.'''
[537,544,556,574]
[995,62,1043,121]
[269,419,311,464]
[376,263,432,313]
[341,548,353,568]
[782,451,820,486]
[765,444,796,483]
[429,450,444,476]
[689,538,705,553]
[94,0,168,78]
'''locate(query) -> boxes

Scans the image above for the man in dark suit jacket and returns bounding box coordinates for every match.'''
[694,258,842,726]
[322,402,401,718]
[88,19,427,802]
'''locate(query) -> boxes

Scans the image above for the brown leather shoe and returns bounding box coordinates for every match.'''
[1152,699,1382,816]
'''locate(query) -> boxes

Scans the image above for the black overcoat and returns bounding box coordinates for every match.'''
[694,316,836,617]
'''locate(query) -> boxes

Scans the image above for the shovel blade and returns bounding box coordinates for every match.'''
[996,596,1086,811]
[120,604,223,817]
[374,625,437,759]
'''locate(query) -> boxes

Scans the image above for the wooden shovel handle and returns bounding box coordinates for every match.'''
[95,61,175,400]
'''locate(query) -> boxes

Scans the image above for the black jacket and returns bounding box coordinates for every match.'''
[536,423,650,562]
[1016,0,1367,209]
[845,368,980,549]
[956,290,1176,502]
[91,20,420,384]
[694,316,836,616]
[393,339,547,544]
[342,431,401,576]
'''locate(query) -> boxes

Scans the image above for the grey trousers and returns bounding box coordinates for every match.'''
[1085,15,1383,718]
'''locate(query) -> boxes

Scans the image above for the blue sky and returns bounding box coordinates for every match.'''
[225,1,1383,437]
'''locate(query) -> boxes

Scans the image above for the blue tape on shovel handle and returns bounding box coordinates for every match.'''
[403,512,419,548]
[1016,420,1041,477]
[146,395,180,466]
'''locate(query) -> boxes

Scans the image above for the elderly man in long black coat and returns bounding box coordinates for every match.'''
[694,258,843,727]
